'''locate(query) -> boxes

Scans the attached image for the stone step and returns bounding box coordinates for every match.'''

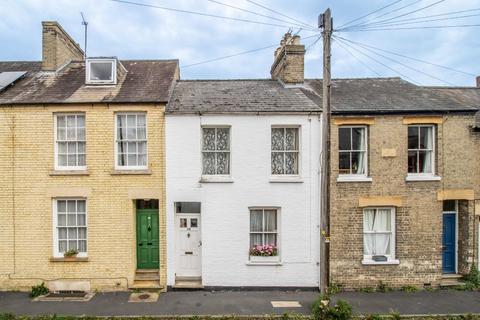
[135,273,160,281]
[130,280,162,290]
[440,279,464,287]
[442,274,463,279]
[173,279,203,290]
[135,269,159,274]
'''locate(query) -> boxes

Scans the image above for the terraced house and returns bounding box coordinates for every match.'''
[0,21,178,291]
[308,78,480,289]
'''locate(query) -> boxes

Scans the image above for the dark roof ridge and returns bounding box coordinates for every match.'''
[178,78,274,82]
[421,85,480,89]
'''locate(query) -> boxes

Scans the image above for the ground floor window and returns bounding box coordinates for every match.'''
[363,207,395,263]
[249,208,278,257]
[54,199,87,257]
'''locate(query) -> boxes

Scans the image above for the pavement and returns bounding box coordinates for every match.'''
[0,290,318,317]
[331,290,480,315]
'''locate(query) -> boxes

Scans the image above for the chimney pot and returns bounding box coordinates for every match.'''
[476,76,480,88]
[270,33,305,85]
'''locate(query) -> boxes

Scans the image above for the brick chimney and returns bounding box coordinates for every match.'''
[270,32,305,85]
[476,76,480,88]
[42,21,84,71]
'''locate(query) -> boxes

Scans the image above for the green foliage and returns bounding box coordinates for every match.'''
[461,265,480,291]
[364,314,382,320]
[29,282,49,298]
[312,298,352,320]
[327,282,343,295]
[63,249,79,257]
[400,285,418,293]
[388,311,401,320]
[358,287,375,293]
[376,281,392,293]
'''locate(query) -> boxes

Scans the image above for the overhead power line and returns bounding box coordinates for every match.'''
[348,7,480,29]
[338,0,424,31]
[107,0,312,30]
[336,0,404,29]
[337,24,480,32]
[204,0,316,30]
[333,39,382,77]
[243,0,315,29]
[334,35,476,77]
[340,0,447,31]
[332,35,419,84]
[335,36,455,85]
[182,33,320,69]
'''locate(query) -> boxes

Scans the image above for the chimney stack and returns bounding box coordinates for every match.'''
[476,76,480,88]
[270,32,305,85]
[42,21,84,71]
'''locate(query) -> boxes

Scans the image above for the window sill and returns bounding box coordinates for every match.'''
[337,175,372,183]
[111,169,151,175]
[50,170,90,176]
[247,256,281,265]
[405,174,441,182]
[50,257,89,262]
[199,176,234,183]
[362,259,399,265]
[269,176,303,183]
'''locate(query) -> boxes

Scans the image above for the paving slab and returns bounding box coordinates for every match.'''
[0,290,318,316]
[331,290,480,315]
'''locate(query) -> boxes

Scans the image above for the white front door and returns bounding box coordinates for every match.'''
[175,214,202,277]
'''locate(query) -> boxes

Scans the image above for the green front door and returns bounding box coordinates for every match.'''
[136,209,159,269]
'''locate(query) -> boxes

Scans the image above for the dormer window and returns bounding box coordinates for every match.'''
[86,58,117,85]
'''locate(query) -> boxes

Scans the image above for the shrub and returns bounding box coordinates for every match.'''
[377,281,392,293]
[327,282,343,295]
[400,285,418,293]
[312,298,352,320]
[462,265,480,290]
[30,282,49,298]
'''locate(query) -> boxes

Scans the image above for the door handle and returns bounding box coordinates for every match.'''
[198,240,202,247]
[441,245,446,250]
[147,242,153,245]
[138,243,143,246]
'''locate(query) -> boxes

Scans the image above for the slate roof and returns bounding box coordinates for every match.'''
[0,60,179,105]
[305,78,480,115]
[167,79,322,113]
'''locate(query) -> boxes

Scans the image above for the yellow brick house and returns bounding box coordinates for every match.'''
[0,21,178,291]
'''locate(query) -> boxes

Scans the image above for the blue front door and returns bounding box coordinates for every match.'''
[442,214,456,274]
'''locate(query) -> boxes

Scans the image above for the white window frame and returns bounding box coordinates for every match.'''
[54,113,86,171]
[52,198,88,258]
[362,207,399,265]
[271,125,301,176]
[86,58,117,85]
[114,112,148,170]
[201,125,231,177]
[406,124,440,181]
[248,207,281,263]
[337,125,370,182]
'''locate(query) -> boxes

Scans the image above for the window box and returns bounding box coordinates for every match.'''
[249,255,280,264]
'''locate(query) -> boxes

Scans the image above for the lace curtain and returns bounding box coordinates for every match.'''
[363,208,391,256]
[250,209,277,247]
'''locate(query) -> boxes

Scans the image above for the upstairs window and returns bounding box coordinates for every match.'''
[115,113,147,169]
[408,125,434,175]
[202,127,230,175]
[271,127,299,175]
[86,58,117,84]
[55,114,86,170]
[339,126,367,176]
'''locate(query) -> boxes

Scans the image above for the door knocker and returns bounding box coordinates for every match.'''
[187,232,191,238]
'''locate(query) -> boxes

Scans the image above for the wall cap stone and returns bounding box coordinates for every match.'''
[437,189,475,201]
[358,196,403,207]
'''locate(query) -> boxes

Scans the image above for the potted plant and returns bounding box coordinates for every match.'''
[249,244,279,263]
[63,249,79,260]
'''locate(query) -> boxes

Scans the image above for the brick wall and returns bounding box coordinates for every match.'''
[330,114,480,289]
[0,103,166,291]
[270,34,305,84]
[42,21,84,71]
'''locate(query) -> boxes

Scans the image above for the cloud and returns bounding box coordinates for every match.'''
[0,0,478,85]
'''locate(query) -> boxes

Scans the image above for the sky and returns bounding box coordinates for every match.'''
[0,0,479,86]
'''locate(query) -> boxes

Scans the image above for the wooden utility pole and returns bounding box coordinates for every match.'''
[319,8,332,294]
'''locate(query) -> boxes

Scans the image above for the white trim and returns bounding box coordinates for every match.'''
[52,198,88,258]
[362,207,396,264]
[85,58,117,85]
[54,113,86,171]
[114,112,148,170]
[337,175,372,183]
[406,174,441,182]
[337,125,369,177]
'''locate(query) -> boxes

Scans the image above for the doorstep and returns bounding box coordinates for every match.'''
[173,276,204,290]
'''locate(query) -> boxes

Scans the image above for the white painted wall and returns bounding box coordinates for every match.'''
[166,114,321,287]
